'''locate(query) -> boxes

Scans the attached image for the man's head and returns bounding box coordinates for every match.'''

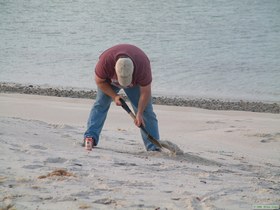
[115,57,134,87]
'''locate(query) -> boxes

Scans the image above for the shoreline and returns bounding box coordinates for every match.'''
[1,82,279,113]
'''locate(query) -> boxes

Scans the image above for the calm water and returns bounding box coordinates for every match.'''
[1,0,280,102]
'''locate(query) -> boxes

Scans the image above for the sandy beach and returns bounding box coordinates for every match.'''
[0,93,279,210]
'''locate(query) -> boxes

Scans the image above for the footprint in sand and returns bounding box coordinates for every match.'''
[247,132,280,143]
[93,198,117,205]
[260,133,280,143]
[125,139,138,146]
[71,191,92,199]
[22,165,44,169]
[30,145,48,150]
[61,134,72,138]
[113,162,137,167]
[206,120,225,124]
[44,157,67,164]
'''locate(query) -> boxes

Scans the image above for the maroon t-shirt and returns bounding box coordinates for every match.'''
[95,44,152,87]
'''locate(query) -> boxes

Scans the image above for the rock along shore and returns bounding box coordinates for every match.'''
[1,82,279,114]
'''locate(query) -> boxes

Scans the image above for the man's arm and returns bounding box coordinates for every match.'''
[95,75,122,105]
[135,84,152,127]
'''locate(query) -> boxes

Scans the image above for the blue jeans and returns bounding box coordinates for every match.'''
[84,85,160,151]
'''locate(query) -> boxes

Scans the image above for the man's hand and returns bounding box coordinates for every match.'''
[114,95,122,106]
[135,112,145,127]
[134,84,151,127]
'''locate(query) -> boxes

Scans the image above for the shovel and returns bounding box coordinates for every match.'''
[119,98,163,149]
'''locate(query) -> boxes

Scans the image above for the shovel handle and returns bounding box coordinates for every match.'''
[120,98,137,121]
[120,98,138,121]
[120,98,132,114]
[119,98,162,148]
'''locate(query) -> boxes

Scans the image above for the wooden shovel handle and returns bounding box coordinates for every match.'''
[119,98,162,148]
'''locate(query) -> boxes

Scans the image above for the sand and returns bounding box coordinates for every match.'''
[0,93,279,210]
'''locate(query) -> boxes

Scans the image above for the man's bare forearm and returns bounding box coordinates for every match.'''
[138,84,151,115]
[95,75,118,99]
[97,81,118,99]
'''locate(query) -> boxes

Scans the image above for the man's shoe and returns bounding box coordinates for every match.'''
[82,137,96,148]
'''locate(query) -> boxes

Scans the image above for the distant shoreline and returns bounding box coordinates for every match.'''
[1,82,279,114]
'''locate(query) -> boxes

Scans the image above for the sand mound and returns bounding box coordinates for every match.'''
[160,140,184,155]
